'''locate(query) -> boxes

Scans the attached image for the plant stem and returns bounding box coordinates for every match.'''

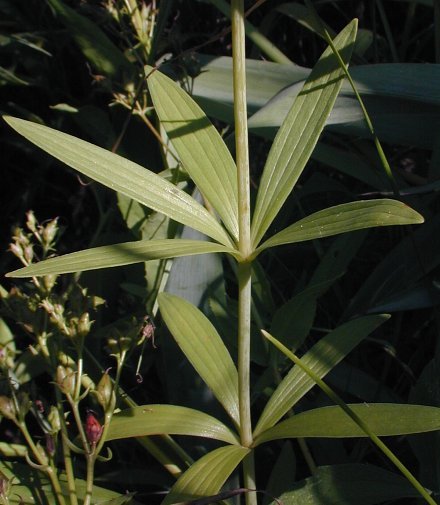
[231,2,257,505]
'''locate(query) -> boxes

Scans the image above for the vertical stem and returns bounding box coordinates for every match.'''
[232,0,251,258]
[231,2,257,505]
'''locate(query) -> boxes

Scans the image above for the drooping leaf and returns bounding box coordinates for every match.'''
[256,199,423,254]
[273,464,422,505]
[3,117,234,247]
[158,293,240,426]
[254,315,389,438]
[6,239,235,278]
[148,67,239,242]
[162,445,250,505]
[255,404,440,445]
[250,20,358,247]
[107,405,239,445]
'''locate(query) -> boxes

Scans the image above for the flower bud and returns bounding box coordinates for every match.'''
[42,217,58,245]
[48,406,61,434]
[55,366,75,396]
[95,373,114,410]
[85,411,103,446]
[23,245,34,264]
[42,274,58,292]
[0,396,17,421]
[26,210,37,233]
[77,312,92,339]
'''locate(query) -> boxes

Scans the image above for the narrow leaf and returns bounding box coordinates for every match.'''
[254,315,389,437]
[6,239,235,278]
[255,404,440,445]
[256,199,424,253]
[148,67,239,241]
[107,405,239,445]
[162,445,250,505]
[3,116,233,247]
[158,293,240,426]
[251,20,357,247]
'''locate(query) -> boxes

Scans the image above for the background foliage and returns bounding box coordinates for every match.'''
[1,1,440,504]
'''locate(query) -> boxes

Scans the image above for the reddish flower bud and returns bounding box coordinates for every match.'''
[85,411,103,446]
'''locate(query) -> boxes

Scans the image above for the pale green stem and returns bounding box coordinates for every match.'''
[83,454,95,505]
[231,3,257,505]
[209,0,292,64]
[19,422,67,505]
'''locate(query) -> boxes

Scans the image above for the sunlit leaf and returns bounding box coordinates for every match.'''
[256,199,424,254]
[162,445,250,505]
[6,239,236,278]
[158,293,240,426]
[148,67,239,241]
[251,20,357,247]
[255,404,440,445]
[107,405,239,445]
[254,315,389,437]
[3,116,233,247]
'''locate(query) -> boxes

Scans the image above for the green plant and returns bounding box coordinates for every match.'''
[2,3,440,505]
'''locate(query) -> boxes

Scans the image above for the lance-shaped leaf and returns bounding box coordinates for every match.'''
[3,116,233,247]
[148,67,239,242]
[255,199,424,254]
[6,239,235,278]
[162,445,250,505]
[254,314,389,438]
[254,404,440,446]
[106,405,239,445]
[251,19,357,247]
[158,293,240,426]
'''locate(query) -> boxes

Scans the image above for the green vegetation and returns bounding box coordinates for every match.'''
[1,1,440,504]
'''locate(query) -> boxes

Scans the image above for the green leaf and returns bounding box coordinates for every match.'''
[107,405,239,445]
[250,20,357,247]
[255,404,440,445]
[6,239,235,277]
[46,0,134,80]
[274,464,422,505]
[3,116,234,247]
[158,292,240,426]
[148,67,239,242]
[256,199,424,253]
[254,315,389,438]
[162,445,250,505]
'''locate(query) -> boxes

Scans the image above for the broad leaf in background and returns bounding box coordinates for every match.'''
[251,20,357,247]
[148,66,239,242]
[256,199,424,253]
[3,117,233,248]
[254,314,389,437]
[162,445,250,505]
[255,404,440,445]
[5,239,234,278]
[107,405,239,445]
[273,464,421,505]
[158,293,240,426]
